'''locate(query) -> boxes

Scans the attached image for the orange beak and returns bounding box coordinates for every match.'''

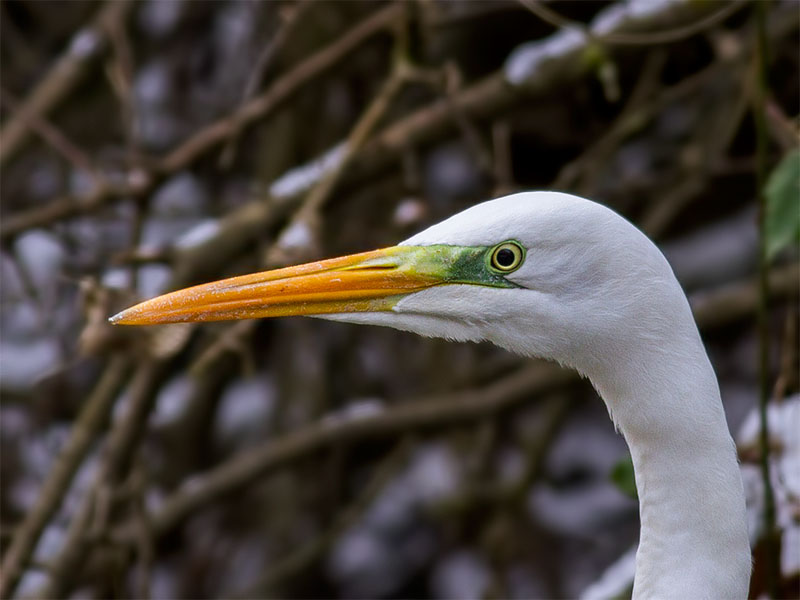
[109,246,448,325]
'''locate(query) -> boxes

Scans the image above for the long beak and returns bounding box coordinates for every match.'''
[109,246,451,325]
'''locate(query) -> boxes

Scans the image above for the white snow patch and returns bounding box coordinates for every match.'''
[14,229,64,291]
[278,221,314,252]
[69,29,100,58]
[269,142,347,199]
[151,375,195,428]
[0,337,60,391]
[430,550,491,600]
[102,267,129,290]
[505,26,585,86]
[214,376,276,446]
[506,0,690,86]
[738,395,800,577]
[580,545,637,600]
[175,219,221,249]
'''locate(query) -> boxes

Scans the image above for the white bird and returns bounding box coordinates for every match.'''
[112,191,751,599]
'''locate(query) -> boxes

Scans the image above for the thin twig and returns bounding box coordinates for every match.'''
[121,363,575,543]
[753,3,780,597]
[230,437,415,598]
[219,0,314,168]
[160,2,403,175]
[36,360,167,599]
[0,0,134,165]
[269,43,411,263]
[3,2,796,246]
[0,357,131,600]
[0,87,99,177]
[0,3,404,243]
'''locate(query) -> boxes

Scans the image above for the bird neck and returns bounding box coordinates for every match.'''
[589,324,750,599]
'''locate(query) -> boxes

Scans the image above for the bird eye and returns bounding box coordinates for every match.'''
[489,241,524,272]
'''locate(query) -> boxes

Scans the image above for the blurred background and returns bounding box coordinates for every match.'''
[1,1,798,598]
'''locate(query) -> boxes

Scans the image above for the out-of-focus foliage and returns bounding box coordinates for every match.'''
[765,149,800,261]
[609,455,637,501]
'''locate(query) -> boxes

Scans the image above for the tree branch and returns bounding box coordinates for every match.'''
[0,0,134,166]
[0,357,131,600]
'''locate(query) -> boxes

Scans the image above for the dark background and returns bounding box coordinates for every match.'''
[1,1,798,598]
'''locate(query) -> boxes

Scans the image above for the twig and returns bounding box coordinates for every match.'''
[120,363,575,543]
[269,37,412,263]
[492,120,515,195]
[0,176,155,244]
[441,62,493,175]
[192,19,423,374]
[772,309,798,404]
[434,394,572,518]
[189,320,257,378]
[0,357,131,600]
[131,463,154,600]
[230,437,415,598]
[3,1,795,247]
[753,3,779,596]
[0,3,403,243]
[690,262,798,330]
[35,360,167,599]
[0,88,98,178]
[501,395,572,504]
[0,0,134,165]
[219,0,314,168]
[765,99,800,152]
[160,2,403,175]
[103,3,138,155]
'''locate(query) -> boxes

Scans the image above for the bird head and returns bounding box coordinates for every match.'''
[111,192,679,375]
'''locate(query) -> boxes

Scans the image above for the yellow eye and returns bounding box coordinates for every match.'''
[490,242,524,272]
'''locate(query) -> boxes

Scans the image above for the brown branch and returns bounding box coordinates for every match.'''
[35,360,168,599]
[120,363,575,544]
[0,176,155,245]
[269,31,417,263]
[0,356,131,600]
[218,0,315,168]
[0,0,134,166]
[160,2,403,175]
[190,22,433,367]
[3,1,794,248]
[690,262,799,330]
[0,88,98,177]
[0,3,403,243]
[230,438,415,598]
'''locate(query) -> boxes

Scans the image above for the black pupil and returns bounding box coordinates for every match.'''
[496,248,515,267]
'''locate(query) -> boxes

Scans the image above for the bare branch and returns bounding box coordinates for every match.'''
[0,357,131,600]
[0,0,134,165]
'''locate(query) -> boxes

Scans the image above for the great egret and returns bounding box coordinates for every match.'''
[112,192,751,598]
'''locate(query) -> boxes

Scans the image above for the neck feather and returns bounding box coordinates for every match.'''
[589,318,750,599]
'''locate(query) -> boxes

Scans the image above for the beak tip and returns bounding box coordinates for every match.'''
[108,310,129,325]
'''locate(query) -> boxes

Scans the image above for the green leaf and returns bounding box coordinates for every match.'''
[610,455,637,500]
[765,150,800,262]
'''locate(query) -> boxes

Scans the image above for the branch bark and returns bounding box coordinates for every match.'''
[0,3,403,242]
[0,357,131,600]
[0,0,134,166]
